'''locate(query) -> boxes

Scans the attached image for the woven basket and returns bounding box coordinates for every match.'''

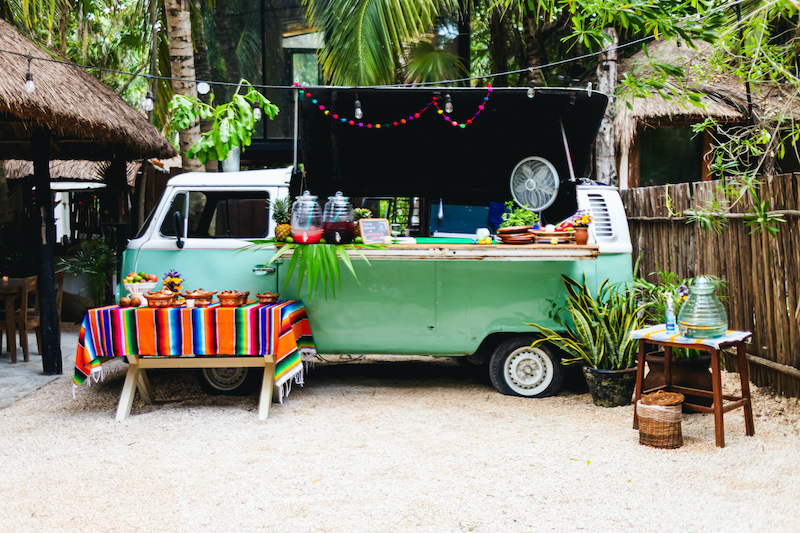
[637,391,685,449]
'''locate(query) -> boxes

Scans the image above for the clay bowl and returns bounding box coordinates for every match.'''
[256,291,279,305]
[143,289,175,308]
[499,233,534,244]
[497,225,533,235]
[180,289,217,306]
[218,290,250,307]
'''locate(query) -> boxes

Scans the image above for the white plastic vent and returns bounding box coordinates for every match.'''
[587,193,614,239]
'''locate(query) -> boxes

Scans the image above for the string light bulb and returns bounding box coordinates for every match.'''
[253,103,262,120]
[141,91,155,112]
[527,81,535,99]
[354,97,363,119]
[24,55,34,93]
[444,93,453,114]
[197,82,210,95]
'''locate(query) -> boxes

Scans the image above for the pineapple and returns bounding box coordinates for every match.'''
[270,197,292,241]
[353,208,372,237]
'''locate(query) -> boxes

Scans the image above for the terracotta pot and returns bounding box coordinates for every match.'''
[575,226,589,245]
[643,352,713,411]
[582,366,637,407]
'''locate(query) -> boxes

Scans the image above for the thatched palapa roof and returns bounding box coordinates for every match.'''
[614,39,798,154]
[4,159,141,186]
[0,18,175,161]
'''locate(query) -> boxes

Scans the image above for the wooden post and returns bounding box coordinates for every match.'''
[32,127,62,375]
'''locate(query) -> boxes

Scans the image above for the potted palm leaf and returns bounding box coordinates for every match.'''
[528,275,646,407]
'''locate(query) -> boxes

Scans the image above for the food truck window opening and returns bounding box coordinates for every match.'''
[159,191,271,239]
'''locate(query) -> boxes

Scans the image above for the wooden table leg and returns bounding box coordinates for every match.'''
[710,348,725,447]
[737,342,755,437]
[663,345,672,389]
[4,294,17,364]
[258,359,276,420]
[135,369,154,405]
[116,363,140,421]
[633,340,646,430]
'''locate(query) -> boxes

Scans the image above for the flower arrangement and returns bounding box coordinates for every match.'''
[163,269,184,292]
[571,209,593,227]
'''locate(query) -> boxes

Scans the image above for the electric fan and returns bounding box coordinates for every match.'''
[509,156,560,212]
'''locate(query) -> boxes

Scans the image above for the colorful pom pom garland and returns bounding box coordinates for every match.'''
[294,82,493,130]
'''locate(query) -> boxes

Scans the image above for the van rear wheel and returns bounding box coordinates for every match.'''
[489,337,562,397]
[195,367,262,396]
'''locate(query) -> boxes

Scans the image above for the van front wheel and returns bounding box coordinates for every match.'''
[195,367,262,396]
[489,337,563,397]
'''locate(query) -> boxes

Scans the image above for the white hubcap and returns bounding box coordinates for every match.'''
[504,347,553,396]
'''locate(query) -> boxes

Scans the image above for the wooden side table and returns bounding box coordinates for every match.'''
[631,325,755,448]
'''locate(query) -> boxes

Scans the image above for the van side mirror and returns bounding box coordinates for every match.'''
[173,211,184,249]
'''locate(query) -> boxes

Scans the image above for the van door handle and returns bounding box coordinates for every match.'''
[253,266,276,275]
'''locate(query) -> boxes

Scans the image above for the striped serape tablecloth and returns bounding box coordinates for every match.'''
[630,324,751,349]
[74,300,315,400]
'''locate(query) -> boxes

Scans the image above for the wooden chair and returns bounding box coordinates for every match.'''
[16,275,39,362]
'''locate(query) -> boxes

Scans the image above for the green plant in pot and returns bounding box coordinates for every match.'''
[528,275,646,407]
[627,263,728,408]
[499,201,539,228]
[59,238,118,306]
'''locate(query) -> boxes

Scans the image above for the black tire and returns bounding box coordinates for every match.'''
[489,337,563,397]
[195,367,263,396]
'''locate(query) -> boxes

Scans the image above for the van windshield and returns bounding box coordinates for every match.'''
[159,191,271,239]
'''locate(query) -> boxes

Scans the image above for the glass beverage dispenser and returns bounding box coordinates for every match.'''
[322,191,355,244]
[290,191,323,244]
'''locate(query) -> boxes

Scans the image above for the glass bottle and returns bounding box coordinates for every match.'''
[322,191,355,244]
[677,276,728,338]
[290,191,323,244]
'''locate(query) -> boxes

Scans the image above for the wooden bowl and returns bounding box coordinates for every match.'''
[256,292,279,305]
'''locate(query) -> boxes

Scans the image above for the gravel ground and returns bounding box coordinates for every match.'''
[1,354,799,533]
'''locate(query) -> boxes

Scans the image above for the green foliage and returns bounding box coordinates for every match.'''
[59,238,118,306]
[500,201,539,228]
[243,240,384,300]
[528,275,646,370]
[168,80,278,164]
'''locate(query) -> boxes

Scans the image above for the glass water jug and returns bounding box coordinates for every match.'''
[322,191,355,244]
[290,191,323,244]
[677,276,728,338]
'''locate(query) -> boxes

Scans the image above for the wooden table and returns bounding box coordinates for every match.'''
[631,325,754,448]
[0,278,25,363]
[74,300,315,421]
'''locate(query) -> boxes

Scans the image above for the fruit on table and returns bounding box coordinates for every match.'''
[119,297,130,307]
[554,221,574,232]
[130,296,142,307]
[123,271,156,284]
[270,197,292,242]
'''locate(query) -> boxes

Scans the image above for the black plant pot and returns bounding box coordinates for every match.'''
[582,367,637,407]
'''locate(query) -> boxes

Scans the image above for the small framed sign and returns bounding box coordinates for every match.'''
[358,218,391,244]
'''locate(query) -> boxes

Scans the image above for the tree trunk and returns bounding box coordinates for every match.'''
[165,0,204,172]
[521,7,569,86]
[595,26,618,186]
[212,0,242,86]
[32,127,62,375]
[488,6,510,86]
[193,4,218,172]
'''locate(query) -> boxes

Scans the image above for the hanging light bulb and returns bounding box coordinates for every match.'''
[253,103,262,120]
[354,97,363,120]
[527,81,535,99]
[197,82,211,95]
[444,93,454,114]
[24,55,35,93]
[24,72,35,93]
[141,91,155,112]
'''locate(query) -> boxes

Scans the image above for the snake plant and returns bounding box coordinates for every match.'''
[528,275,646,371]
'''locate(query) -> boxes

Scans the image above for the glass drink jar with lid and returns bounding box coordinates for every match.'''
[290,191,323,244]
[677,276,728,338]
[322,191,355,244]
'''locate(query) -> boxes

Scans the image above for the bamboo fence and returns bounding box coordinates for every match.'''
[621,174,800,397]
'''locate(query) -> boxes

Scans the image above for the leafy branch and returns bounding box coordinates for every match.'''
[168,80,279,164]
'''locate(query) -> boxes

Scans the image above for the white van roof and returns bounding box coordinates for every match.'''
[166,166,293,188]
